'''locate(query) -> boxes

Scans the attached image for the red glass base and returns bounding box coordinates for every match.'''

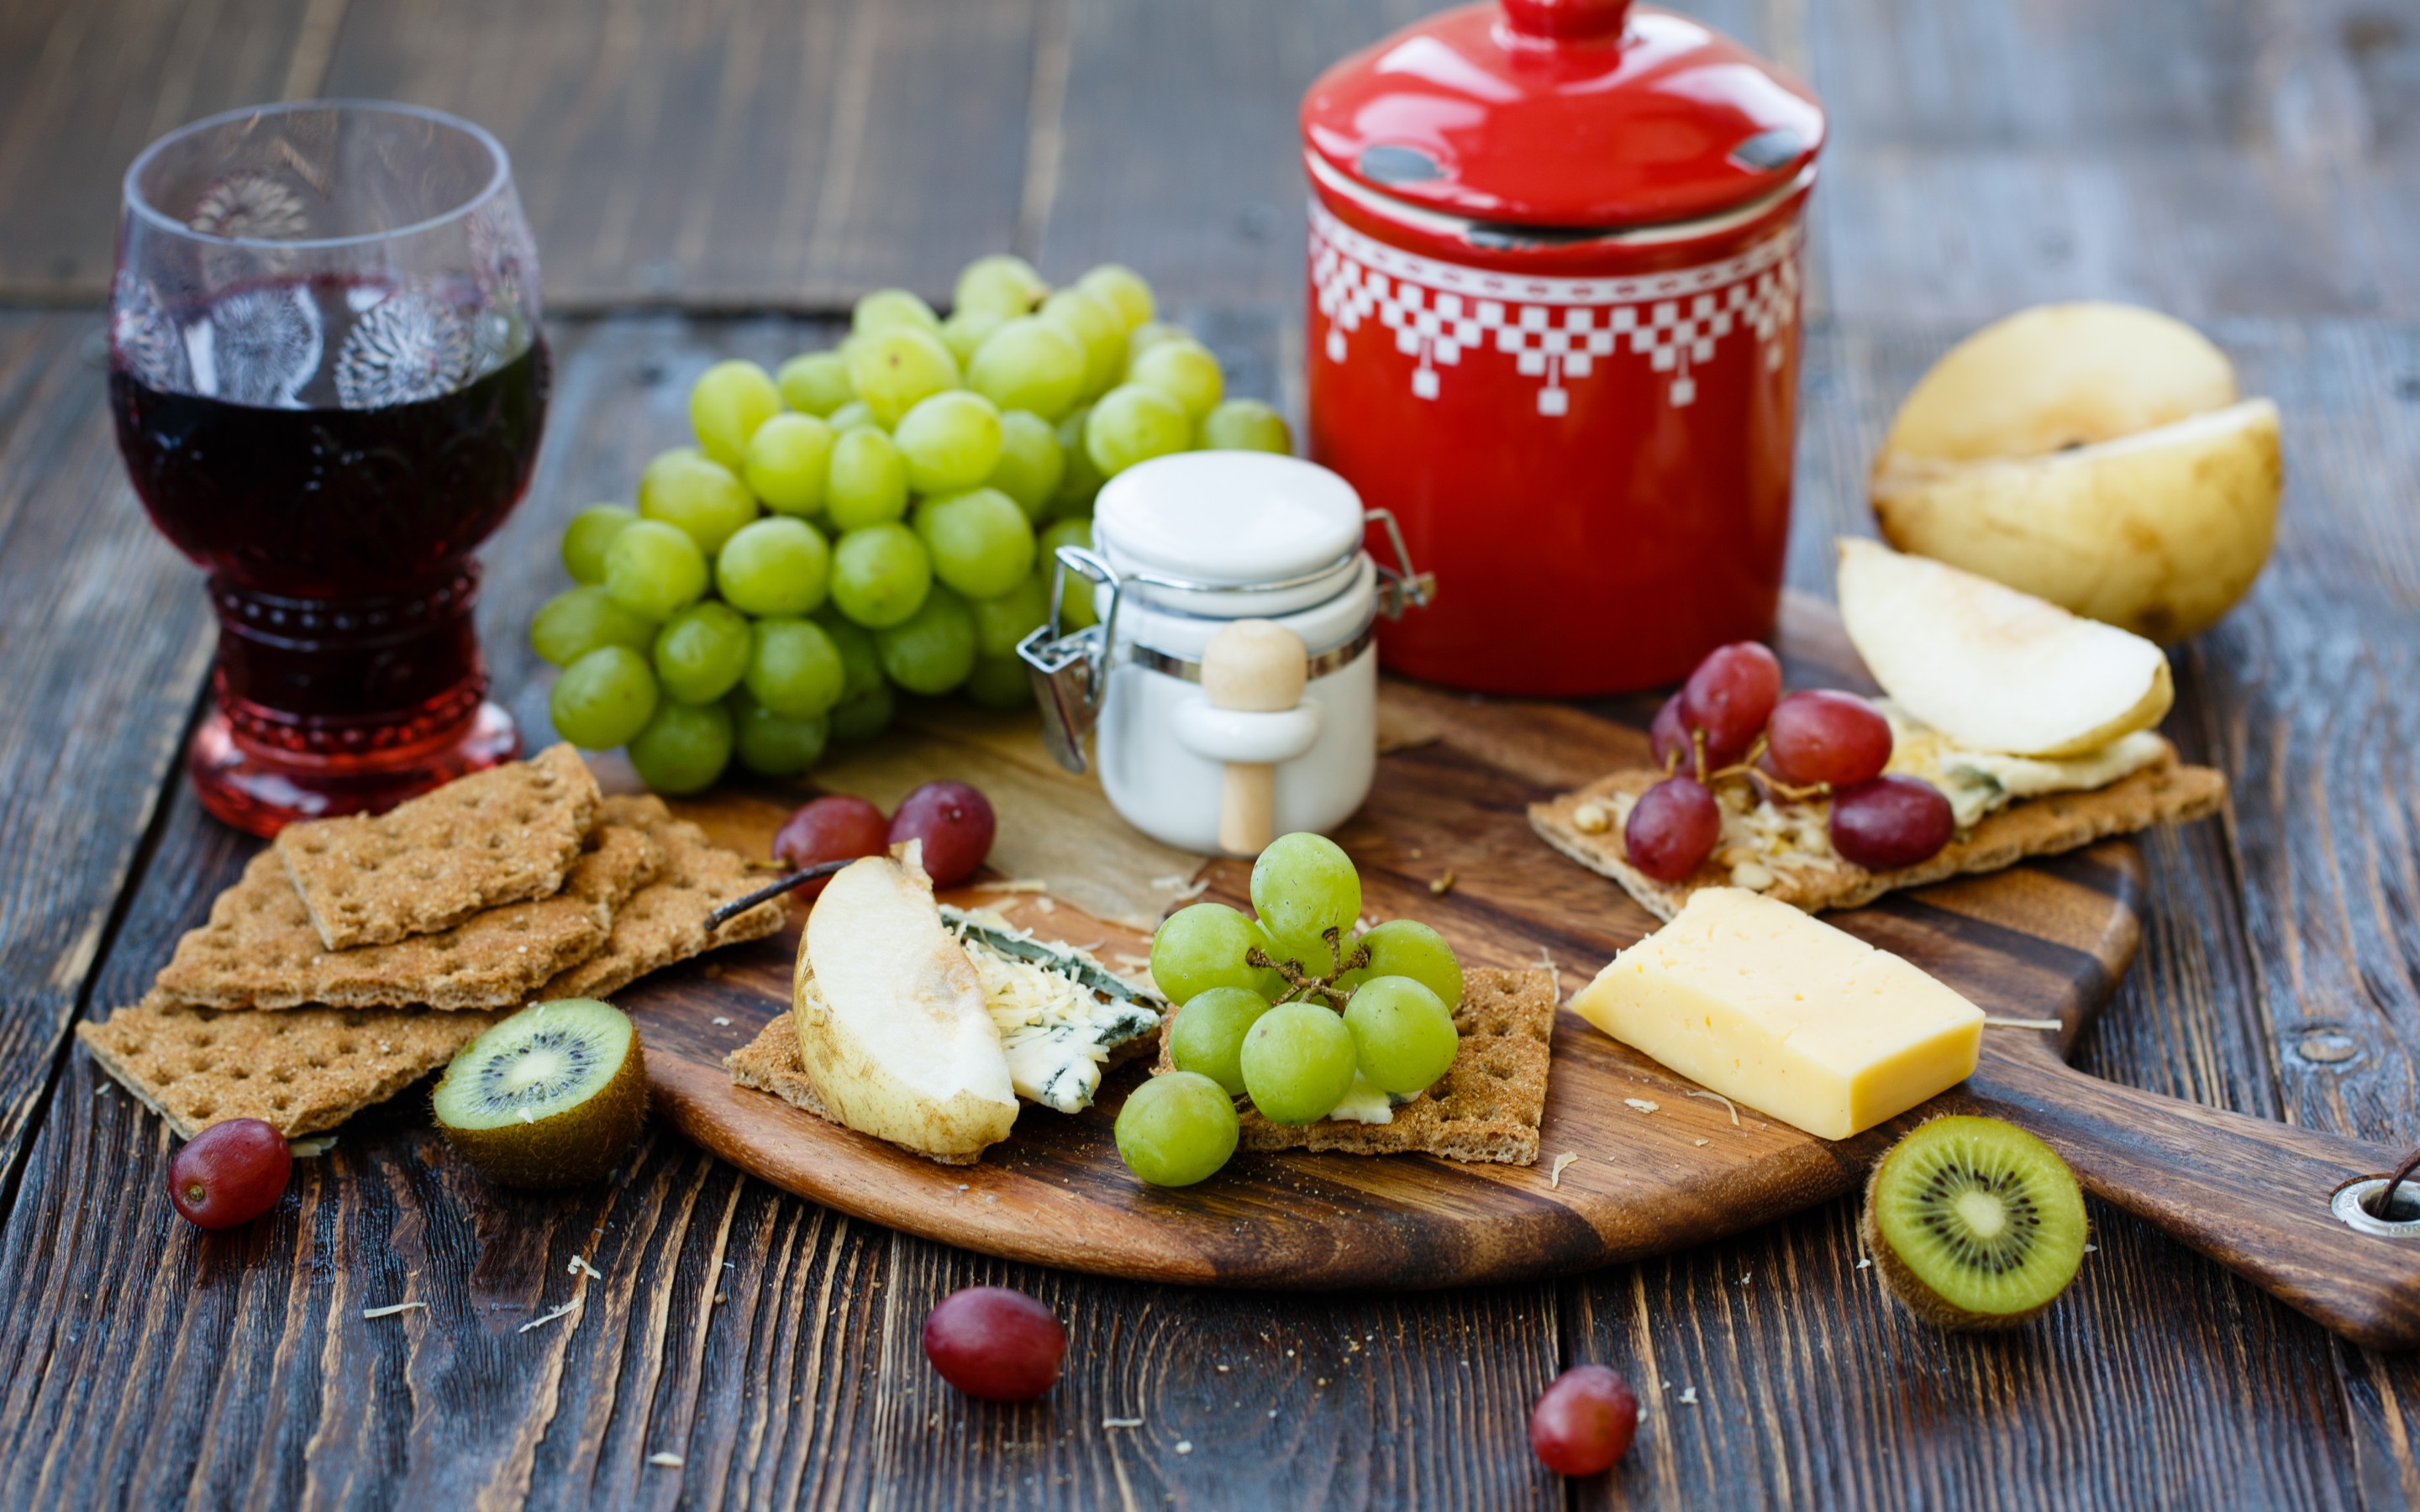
[187,701,521,837]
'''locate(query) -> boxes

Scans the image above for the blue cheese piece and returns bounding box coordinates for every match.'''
[1881,701,2166,829]
[956,929,1161,1115]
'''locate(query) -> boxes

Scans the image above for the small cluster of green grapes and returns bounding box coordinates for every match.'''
[1118,834,1465,1187]
[529,255,1294,794]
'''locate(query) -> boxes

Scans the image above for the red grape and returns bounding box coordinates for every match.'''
[1649,692,1690,774]
[169,1118,292,1231]
[774,795,892,901]
[1679,642,1781,765]
[1765,690,1893,788]
[1829,775,1955,869]
[1623,775,1721,882]
[1529,1364,1639,1476]
[922,1285,1066,1401]
[889,780,997,887]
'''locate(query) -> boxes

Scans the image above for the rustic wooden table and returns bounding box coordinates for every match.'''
[0,0,2414,1506]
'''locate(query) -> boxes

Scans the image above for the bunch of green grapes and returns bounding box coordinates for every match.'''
[530,255,1295,793]
[1116,833,1466,1188]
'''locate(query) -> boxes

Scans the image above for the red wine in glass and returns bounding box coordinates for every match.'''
[110,103,550,833]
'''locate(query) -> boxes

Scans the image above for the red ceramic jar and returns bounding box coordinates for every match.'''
[1302,0,1825,695]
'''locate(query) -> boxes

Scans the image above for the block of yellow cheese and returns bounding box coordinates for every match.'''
[1569,888,1985,1140]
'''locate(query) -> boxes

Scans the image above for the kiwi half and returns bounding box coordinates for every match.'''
[434,999,648,1188]
[1861,1115,2087,1331]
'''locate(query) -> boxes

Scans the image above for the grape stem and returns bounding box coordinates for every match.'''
[705,858,854,930]
[1669,730,1829,806]
[1245,927,1372,1011]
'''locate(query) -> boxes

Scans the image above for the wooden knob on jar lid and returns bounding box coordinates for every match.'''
[1202,619,1309,856]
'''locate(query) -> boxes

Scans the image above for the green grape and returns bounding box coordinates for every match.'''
[550,645,659,750]
[1050,405,1105,517]
[873,583,976,695]
[1342,976,1459,1095]
[814,606,886,701]
[729,685,829,776]
[530,585,657,668]
[651,600,755,705]
[776,350,854,416]
[561,503,637,585]
[849,326,960,426]
[1114,1070,1238,1187]
[1085,383,1192,477]
[717,516,830,618]
[828,399,879,433]
[1037,518,1098,630]
[1126,320,1187,369]
[970,570,1050,658]
[1167,985,1276,1096]
[1200,396,1293,454]
[851,287,941,337]
[1239,1003,1359,1125]
[1150,902,1282,1003]
[602,518,710,619]
[1335,919,1464,1010]
[639,448,760,555]
[954,253,1048,318]
[940,308,1007,367]
[917,487,1034,599]
[828,681,895,743]
[689,360,783,470]
[1039,288,1126,401]
[745,617,846,718]
[894,390,1004,495]
[628,698,734,795]
[966,316,1086,421]
[826,427,910,531]
[1250,832,1364,973]
[1076,263,1156,330]
[829,522,932,627]
[743,412,834,516]
[986,410,1065,520]
[1128,338,1223,421]
[962,653,1033,709]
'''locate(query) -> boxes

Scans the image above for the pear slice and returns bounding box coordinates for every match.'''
[1837,538,2173,759]
[792,847,1018,1162]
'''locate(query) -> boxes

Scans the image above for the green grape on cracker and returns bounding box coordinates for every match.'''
[1250,832,1363,974]
[1342,976,1459,1095]
[1167,985,1276,1096]
[1240,1002,1359,1125]
[1115,1071,1238,1188]
[1150,903,1282,1004]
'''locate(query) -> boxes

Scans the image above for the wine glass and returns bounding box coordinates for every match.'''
[108,101,550,835]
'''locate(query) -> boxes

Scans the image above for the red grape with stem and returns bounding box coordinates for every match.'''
[923,1286,1066,1401]
[773,795,892,901]
[169,1118,292,1230]
[1529,1365,1639,1476]
[1765,690,1893,788]
[1649,693,1690,774]
[1679,642,1781,765]
[1829,774,1954,869]
[889,780,997,887]
[1624,775,1722,881]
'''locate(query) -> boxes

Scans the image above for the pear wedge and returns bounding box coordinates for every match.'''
[792,848,1018,1162]
[1837,538,2173,759]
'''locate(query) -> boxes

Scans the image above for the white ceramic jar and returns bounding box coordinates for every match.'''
[1018,452,1429,855]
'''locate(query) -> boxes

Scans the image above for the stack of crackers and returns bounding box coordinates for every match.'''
[78,745,783,1140]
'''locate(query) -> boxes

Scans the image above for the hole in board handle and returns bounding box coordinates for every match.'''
[2332,1178,2420,1238]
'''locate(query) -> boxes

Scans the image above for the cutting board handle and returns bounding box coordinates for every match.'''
[1959,1037,2420,1351]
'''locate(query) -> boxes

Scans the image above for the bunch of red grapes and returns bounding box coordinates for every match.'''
[1628,643,1954,882]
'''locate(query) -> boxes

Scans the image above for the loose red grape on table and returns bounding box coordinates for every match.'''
[889,780,997,887]
[923,1286,1066,1401]
[773,794,892,900]
[169,1118,292,1231]
[1529,1364,1640,1476]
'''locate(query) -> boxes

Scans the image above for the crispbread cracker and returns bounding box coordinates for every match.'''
[77,996,496,1138]
[727,1013,980,1168]
[541,794,785,1000]
[1153,968,1557,1166]
[1529,743,2228,921]
[275,744,600,949]
[152,823,661,1011]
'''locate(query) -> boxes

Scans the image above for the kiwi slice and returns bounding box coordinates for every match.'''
[1861,1115,2087,1331]
[434,999,648,1188]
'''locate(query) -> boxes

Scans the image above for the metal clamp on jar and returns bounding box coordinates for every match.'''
[1017,452,1431,856]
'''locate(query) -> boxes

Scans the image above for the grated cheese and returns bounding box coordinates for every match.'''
[1549,1152,1579,1189]
[1623,1098,1660,1114]
[646,1452,684,1468]
[518,1299,581,1334]
[361,1301,425,1320]
[1102,1417,1144,1429]
[1685,1089,1740,1126]
[961,936,1159,1115]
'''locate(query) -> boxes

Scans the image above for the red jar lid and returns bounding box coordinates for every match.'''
[1302,0,1824,230]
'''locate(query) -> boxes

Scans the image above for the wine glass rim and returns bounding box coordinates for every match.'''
[123,99,513,252]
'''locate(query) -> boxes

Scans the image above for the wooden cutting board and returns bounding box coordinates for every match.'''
[625,599,2420,1350]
